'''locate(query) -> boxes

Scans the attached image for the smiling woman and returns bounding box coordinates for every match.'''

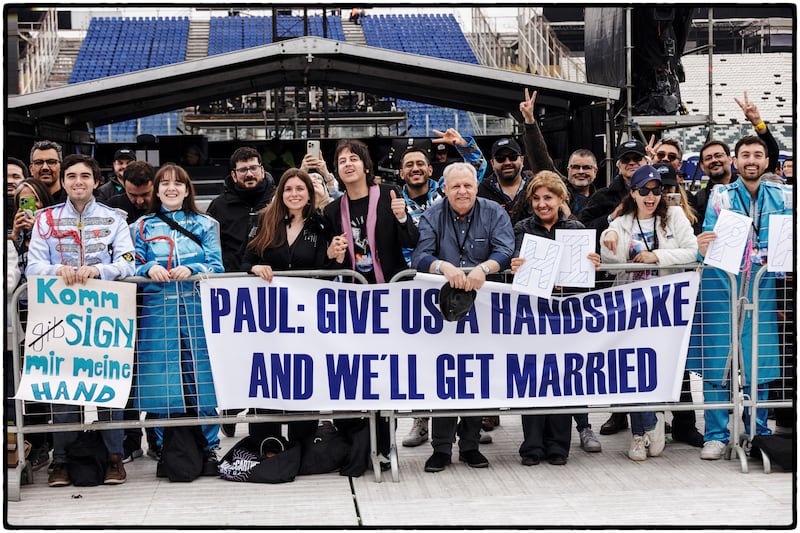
[599,163,698,462]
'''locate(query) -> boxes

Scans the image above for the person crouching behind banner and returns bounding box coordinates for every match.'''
[599,164,697,461]
[133,163,224,476]
[241,168,327,445]
[510,171,602,465]
[323,139,420,474]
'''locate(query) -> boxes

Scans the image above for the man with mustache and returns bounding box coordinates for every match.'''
[692,93,779,233]
[29,140,66,204]
[478,137,529,222]
[96,147,136,204]
[518,89,598,220]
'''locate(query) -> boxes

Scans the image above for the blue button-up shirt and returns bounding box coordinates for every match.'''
[411,197,514,272]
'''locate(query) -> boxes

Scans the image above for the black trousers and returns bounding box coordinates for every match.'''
[431,416,481,455]
[519,413,571,459]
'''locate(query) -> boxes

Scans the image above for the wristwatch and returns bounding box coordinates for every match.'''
[480,264,491,275]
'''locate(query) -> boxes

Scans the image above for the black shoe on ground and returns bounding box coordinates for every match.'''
[521,455,540,466]
[201,449,219,476]
[424,452,451,472]
[672,428,704,447]
[146,446,162,461]
[30,444,51,471]
[599,413,628,435]
[48,463,71,487]
[459,449,489,468]
[547,454,567,466]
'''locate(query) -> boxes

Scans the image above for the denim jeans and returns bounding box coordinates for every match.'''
[52,404,123,463]
[630,411,657,436]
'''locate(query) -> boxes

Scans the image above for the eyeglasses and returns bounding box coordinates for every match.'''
[493,153,520,163]
[32,159,60,167]
[702,152,727,163]
[619,155,644,164]
[568,164,595,171]
[636,186,663,197]
[656,151,680,162]
[234,164,262,175]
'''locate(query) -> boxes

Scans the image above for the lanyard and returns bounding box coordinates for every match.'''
[634,214,658,252]
[449,202,478,261]
[735,185,765,247]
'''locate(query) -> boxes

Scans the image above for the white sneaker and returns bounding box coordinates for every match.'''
[644,413,666,457]
[628,435,647,461]
[402,417,429,447]
[700,440,727,460]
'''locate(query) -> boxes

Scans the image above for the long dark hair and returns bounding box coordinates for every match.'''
[619,189,669,234]
[247,168,316,255]
[148,163,199,214]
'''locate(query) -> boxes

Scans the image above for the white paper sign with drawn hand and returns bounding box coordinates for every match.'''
[512,233,563,298]
[554,229,597,288]
[767,214,793,272]
[704,209,753,275]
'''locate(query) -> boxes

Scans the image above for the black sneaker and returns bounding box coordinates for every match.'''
[201,448,219,476]
[29,444,51,471]
[547,454,567,466]
[146,446,162,461]
[672,428,704,448]
[424,452,451,472]
[458,449,489,468]
[521,455,540,466]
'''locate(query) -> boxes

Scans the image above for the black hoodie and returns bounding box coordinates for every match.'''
[206,172,275,272]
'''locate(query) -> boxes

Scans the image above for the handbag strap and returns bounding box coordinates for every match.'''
[260,436,285,457]
[156,211,202,247]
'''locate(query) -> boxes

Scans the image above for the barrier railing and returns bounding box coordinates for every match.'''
[7,269,380,501]
[7,263,787,496]
[382,263,746,481]
[746,267,794,473]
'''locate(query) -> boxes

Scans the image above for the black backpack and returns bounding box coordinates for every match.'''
[299,421,350,476]
[66,431,107,486]
[751,434,793,471]
[160,424,207,482]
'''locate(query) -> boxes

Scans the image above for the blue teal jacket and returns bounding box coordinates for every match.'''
[686,180,792,386]
[132,209,224,413]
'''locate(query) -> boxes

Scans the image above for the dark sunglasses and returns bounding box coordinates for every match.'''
[656,151,680,162]
[636,186,663,197]
[619,154,644,164]
[493,153,520,163]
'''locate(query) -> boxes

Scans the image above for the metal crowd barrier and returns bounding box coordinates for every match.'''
[6,269,383,501]
[746,267,794,473]
[6,263,791,497]
[379,263,757,481]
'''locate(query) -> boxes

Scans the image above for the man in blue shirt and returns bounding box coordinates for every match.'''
[411,162,514,472]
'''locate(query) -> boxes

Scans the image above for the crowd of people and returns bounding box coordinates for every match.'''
[5,90,793,487]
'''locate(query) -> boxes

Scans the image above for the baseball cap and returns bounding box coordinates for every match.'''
[630,165,663,190]
[438,283,477,322]
[436,143,447,153]
[615,139,647,161]
[491,138,522,158]
[114,147,136,162]
[652,163,678,187]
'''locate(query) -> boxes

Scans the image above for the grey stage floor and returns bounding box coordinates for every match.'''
[5,412,795,529]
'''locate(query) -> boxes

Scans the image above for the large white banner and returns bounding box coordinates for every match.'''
[201,272,700,411]
[15,276,137,408]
